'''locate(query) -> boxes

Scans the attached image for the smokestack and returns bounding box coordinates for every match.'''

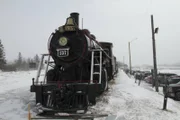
[70,12,79,27]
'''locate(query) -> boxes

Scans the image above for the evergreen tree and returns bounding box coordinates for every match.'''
[27,58,31,64]
[17,52,22,66]
[21,58,28,70]
[0,39,6,70]
[34,54,40,69]
[34,54,40,64]
[15,52,23,70]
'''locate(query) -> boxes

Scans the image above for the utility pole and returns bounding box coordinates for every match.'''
[128,38,137,75]
[82,18,83,29]
[151,15,159,92]
[163,76,168,110]
[123,56,125,69]
[128,42,132,74]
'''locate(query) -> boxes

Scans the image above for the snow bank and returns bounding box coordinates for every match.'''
[0,70,36,120]
[92,70,180,120]
[0,70,37,94]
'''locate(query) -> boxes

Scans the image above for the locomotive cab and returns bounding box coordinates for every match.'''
[99,42,115,80]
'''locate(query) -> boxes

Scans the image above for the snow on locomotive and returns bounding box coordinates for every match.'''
[30,12,118,116]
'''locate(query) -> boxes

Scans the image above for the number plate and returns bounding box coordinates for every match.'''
[57,48,70,57]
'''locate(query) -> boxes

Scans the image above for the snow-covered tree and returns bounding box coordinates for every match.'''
[0,39,6,70]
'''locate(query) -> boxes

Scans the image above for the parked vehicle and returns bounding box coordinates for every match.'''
[144,75,153,84]
[168,76,180,84]
[163,76,180,100]
[163,82,180,101]
[158,73,177,86]
[141,71,151,80]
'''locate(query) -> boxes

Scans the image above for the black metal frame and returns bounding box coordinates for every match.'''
[31,79,101,113]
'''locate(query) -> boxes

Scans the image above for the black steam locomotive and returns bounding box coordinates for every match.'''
[30,12,118,117]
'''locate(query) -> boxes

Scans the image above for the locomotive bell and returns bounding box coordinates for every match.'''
[64,17,76,31]
[59,17,75,33]
[65,17,75,26]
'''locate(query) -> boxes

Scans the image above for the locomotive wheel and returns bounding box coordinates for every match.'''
[100,68,108,93]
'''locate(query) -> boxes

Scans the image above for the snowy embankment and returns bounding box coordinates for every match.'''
[0,70,36,120]
[0,70,180,120]
[92,70,180,120]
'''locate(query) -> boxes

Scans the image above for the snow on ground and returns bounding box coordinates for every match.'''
[0,70,37,120]
[92,70,180,120]
[0,71,36,94]
[0,69,180,120]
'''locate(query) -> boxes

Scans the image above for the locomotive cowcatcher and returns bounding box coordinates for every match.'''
[30,12,118,118]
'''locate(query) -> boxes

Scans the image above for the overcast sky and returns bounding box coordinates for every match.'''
[0,0,180,66]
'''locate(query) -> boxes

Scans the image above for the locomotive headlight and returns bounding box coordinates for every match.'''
[59,37,68,46]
